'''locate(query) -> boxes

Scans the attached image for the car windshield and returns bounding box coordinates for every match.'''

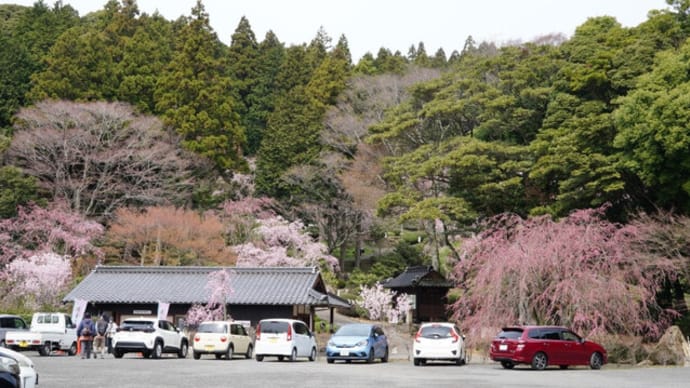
[420,325,453,338]
[198,322,227,334]
[121,320,154,331]
[260,321,289,334]
[335,325,371,337]
[496,328,523,339]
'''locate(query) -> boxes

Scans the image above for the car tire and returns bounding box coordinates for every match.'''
[68,342,78,356]
[501,360,514,369]
[193,352,201,360]
[413,358,421,366]
[215,354,222,360]
[151,341,163,359]
[559,365,569,370]
[0,340,5,348]
[255,354,264,362]
[226,344,234,360]
[38,342,51,356]
[113,349,124,359]
[367,348,375,364]
[245,344,253,359]
[278,355,284,361]
[327,358,334,364]
[309,347,317,362]
[178,341,188,358]
[381,347,388,363]
[590,352,603,370]
[531,352,548,370]
[289,347,297,362]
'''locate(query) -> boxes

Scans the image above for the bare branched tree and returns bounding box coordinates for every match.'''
[6,100,198,220]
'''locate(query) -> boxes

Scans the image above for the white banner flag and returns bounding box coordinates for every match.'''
[72,298,88,325]
[157,302,170,320]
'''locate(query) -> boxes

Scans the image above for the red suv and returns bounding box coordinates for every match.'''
[489,326,607,370]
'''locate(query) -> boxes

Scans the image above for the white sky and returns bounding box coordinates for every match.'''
[2,0,671,60]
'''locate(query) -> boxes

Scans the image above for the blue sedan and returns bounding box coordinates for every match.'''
[326,323,389,363]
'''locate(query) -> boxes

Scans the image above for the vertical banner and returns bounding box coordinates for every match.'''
[157,301,170,320]
[72,298,88,325]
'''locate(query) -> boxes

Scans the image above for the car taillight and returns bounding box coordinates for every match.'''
[194,335,200,342]
[220,336,228,342]
[287,324,292,341]
[451,330,459,343]
[516,341,525,351]
[255,323,261,341]
[414,331,421,343]
[6,339,14,344]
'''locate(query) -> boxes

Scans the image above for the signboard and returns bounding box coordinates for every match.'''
[133,309,152,315]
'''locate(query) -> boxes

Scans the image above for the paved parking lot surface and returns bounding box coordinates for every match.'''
[30,352,690,388]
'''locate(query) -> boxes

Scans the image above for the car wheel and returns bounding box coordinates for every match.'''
[413,358,421,366]
[278,355,284,361]
[68,342,78,356]
[38,342,51,356]
[0,340,5,348]
[255,354,264,362]
[151,341,163,359]
[226,344,234,360]
[215,354,222,360]
[327,358,334,364]
[178,341,188,358]
[193,352,201,360]
[590,352,603,370]
[113,349,124,359]
[245,344,253,359]
[289,347,297,362]
[367,348,375,364]
[559,365,569,370]
[309,347,317,362]
[531,352,548,370]
[381,347,388,363]
[501,361,514,369]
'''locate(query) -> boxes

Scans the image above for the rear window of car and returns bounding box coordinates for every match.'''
[198,322,227,334]
[496,328,523,339]
[259,321,289,334]
[420,325,453,338]
[121,320,155,331]
[335,325,371,337]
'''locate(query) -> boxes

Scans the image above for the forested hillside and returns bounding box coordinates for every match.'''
[1,0,690,346]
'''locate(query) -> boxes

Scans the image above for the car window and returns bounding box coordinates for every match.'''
[293,322,308,335]
[121,320,155,331]
[199,322,226,334]
[497,328,523,339]
[531,328,560,340]
[374,327,385,336]
[260,321,289,334]
[561,331,580,342]
[420,325,453,338]
[335,325,371,337]
[0,318,26,329]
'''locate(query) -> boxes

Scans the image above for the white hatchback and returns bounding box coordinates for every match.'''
[0,346,38,388]
[413,322,467,366]
[254,319,317,362]
[192,321,253,360]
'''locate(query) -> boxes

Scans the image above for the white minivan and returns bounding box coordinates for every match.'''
[254,319,317,362]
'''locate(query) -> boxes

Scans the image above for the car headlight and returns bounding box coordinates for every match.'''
[0,356,20,376]
[355,339,368,347]
[327,340,335,347]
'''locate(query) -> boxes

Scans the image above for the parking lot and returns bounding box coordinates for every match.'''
[30,352,690,388]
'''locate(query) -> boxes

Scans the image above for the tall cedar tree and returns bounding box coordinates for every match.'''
[155,0,246,173]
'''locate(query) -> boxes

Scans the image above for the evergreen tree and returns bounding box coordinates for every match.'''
[155,0,246,173]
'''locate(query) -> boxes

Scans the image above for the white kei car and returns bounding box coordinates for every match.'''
[192,321,253,360]
[254,319,317,362]
[0,346,38,388]
[412,322,467,366]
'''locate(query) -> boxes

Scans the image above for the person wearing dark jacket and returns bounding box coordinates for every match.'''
[77,313,96,359]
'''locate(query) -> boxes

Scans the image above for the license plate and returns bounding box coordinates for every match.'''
[339,350,349,356]
[19,341,28,348]
[499,344,507,351]
[204,345,214,351]
[269,338,278,343]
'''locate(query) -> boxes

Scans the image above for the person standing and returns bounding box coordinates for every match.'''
[93,315,108,358]
[106,317,118,354]
[77,313,96,359]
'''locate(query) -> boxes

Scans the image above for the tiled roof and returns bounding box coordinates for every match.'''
[382,266,453,288]
[64,266,350,308]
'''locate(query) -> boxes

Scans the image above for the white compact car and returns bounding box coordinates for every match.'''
[413,322,467,366]
[254,319,317,362]
[0,346,38,388]
[112,318,188,359]
[192,321,253,360]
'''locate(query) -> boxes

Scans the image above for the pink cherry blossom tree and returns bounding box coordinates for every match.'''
[3,252,72,310]
[185,269,234,327]
[358,282,411,323]
[450,206,679,347]
[233,216,339,272]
